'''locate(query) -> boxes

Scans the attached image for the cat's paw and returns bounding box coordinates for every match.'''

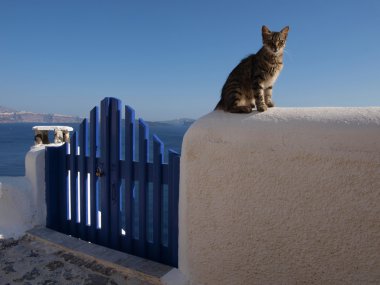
[230,106,252,113]
[266,101,275,108]
[256,104,268,112]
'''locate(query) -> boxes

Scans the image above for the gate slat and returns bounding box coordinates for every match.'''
[70,132,78,237]
[89,107,98,243]
[109,98,121,250]
[99,98,111,246]
[123,105,135,253]
[138,119,149,257]
[152,135,163,262]
[79,119,87,240]
[168,150,180,267]
[45,144,66,232]
[60,144,69,235]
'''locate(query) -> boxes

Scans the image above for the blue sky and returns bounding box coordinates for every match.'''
[0,0,379,120]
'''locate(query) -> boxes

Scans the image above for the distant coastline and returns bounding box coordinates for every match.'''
[0,111,82,124]
[0,105,195,125]
[0,105,82,123]
[0,112,82,124]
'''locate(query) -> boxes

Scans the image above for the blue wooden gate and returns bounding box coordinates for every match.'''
[45,97,180,267]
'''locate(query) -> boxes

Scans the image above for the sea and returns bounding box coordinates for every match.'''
[0,122,192,176]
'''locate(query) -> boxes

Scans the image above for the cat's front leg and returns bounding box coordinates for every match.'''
[264,87,275,108]
[253,87,267,112]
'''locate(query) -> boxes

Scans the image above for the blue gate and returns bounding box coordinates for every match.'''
[45,97,180,267]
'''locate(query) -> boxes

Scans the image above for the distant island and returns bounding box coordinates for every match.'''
[0,106,82,123]
[146,118,195,127]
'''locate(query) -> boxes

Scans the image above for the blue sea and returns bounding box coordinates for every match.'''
[0,122,191,176]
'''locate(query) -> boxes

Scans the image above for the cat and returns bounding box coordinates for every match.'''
[215,25,289,113]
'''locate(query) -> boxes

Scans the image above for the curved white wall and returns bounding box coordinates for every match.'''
[0,147,46,239]
[179,108,380,285]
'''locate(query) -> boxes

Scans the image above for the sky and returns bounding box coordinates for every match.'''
[0,0,379,121]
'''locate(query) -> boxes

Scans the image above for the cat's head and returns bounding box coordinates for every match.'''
[262,26,289,55]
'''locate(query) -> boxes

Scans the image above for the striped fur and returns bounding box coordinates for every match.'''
[216,26,289,113]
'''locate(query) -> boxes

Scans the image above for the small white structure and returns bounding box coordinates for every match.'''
[33,125,73,145]
[0,125,72,239]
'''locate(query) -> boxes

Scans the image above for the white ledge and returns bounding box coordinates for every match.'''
[195,107,380,129]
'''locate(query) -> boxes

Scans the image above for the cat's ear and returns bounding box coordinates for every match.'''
[262,25,271,35]
[281,26,289,36]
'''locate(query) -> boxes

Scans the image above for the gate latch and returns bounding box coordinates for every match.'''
[95,167,104,177]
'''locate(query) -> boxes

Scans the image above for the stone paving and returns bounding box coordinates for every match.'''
[0,235,157,285]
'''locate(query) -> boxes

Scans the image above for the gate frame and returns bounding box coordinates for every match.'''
[45,97,180,267]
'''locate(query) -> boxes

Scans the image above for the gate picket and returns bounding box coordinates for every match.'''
[45,144,66,232]
[89,107,98,243]
[109,99,121,250]
[152,135,163,262]
[167,150,180,266]
[69,132,78,238]
[123,105,135,253]
[138,119,149,258]
[99,98,111,246]
[79,119,87,240]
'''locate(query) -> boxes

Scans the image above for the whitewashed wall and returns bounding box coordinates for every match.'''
[177,108,380,285]
[0,147,46,238]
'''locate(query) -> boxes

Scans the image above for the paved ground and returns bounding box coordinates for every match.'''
[0,235,159,285]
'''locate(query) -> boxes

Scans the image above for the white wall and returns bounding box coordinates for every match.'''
[0,146,46,239]
[178,108,380,285]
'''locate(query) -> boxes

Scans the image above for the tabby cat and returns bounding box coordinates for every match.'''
[215,25,289,113]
